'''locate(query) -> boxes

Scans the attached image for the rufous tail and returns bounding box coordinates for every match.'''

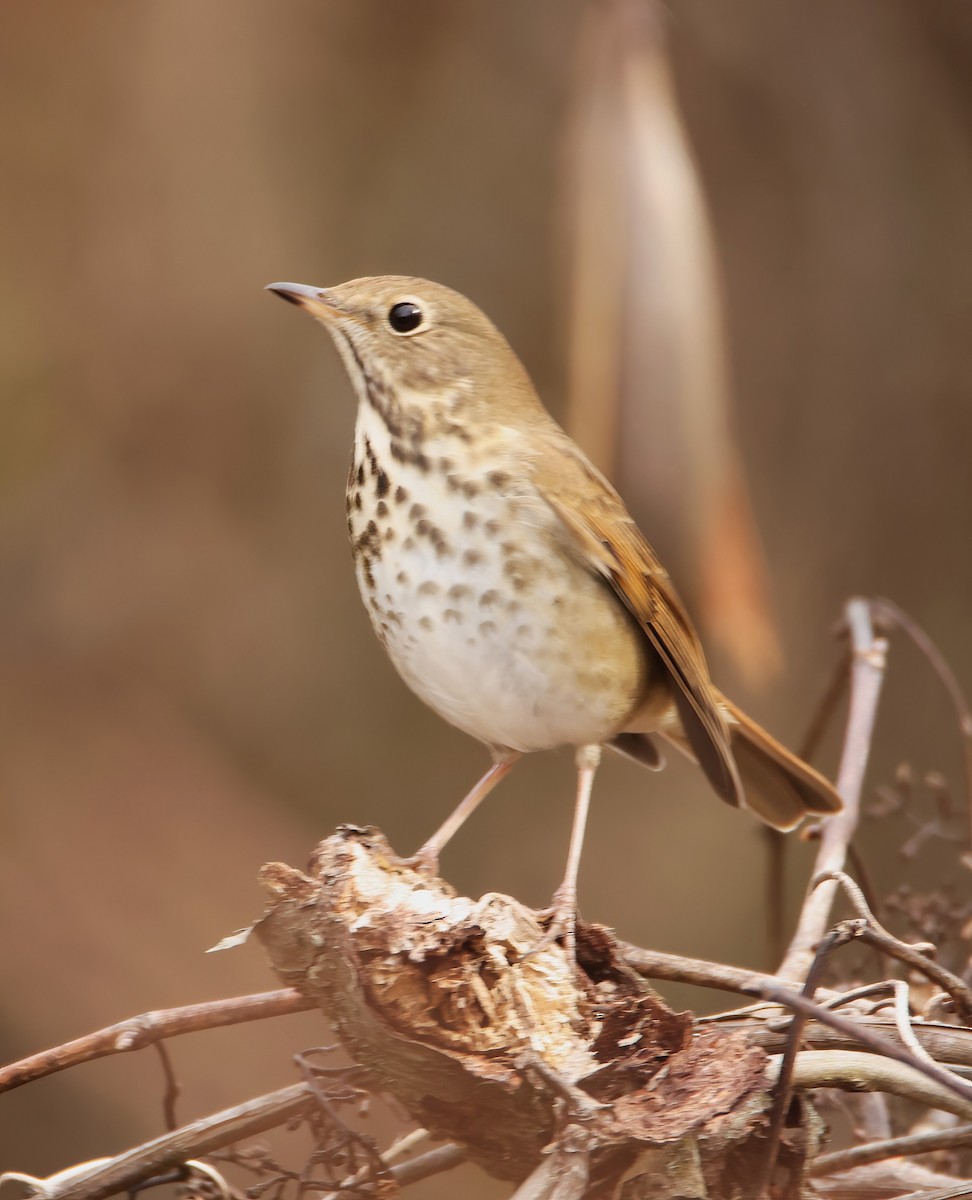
[716,695,842,830]
[655,694,843,832]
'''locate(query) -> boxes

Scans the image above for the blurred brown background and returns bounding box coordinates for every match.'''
[1,2,971,1195]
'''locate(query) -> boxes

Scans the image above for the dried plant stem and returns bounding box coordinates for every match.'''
[810,1122,972,1177]
[46,1084,318,1200]
[852,922,972,1027]
[320,1129,432,1199]
[894,1183,972,1200]
[746,978,972,1109]
[778,598,888,981]
[755,925,847,1197]
[620,942,804,994]
[816,1163,972,1199]
[325,1143,466,1200]
[0,989,312,1093]
[787,1050,972,1121]
[741,1016,972,1068]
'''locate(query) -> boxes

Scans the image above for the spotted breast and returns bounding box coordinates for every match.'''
[346,399,649,755]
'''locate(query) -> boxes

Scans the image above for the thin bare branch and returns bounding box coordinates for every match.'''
[387,1143,466,1188]
[747,977,972,1109]
[779,598,889,981]
[324,1142,466,1199]
[786,869,972,1024]
[788,1050,972,1121]
[816,869,934,951]
[153,1041,180,1132]
[0,989,313,1093]
[814,1162,970,1198]
[42,1084,318,1200]
[742,1014,972,1068]
[810,1122,972,1177]
[620,942,802,995]
[894,1181,972,1199]
[853,922,972,1027]
[891,979,947,1074]
[755,925,848,1196]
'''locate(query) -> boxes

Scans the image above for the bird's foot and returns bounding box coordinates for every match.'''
[525,884,578,965]
[395,843,441,878]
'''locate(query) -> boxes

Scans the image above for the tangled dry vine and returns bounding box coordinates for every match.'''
[2,597,971,1200]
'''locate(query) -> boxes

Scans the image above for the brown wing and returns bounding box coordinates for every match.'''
[532,432,743,809]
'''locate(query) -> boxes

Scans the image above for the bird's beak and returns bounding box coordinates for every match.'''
[265,282,338,320]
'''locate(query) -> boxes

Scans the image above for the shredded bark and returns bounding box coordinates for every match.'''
[253,826,814,1196]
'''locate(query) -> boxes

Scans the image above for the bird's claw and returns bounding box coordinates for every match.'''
[524,885,578,964]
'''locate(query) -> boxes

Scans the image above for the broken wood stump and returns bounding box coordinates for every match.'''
[254,826,818,1198]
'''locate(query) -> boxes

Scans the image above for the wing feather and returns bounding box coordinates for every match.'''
[532,434,743,808]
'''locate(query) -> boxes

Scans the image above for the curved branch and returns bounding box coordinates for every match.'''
[0,990,312,1094]
[619,943,798,995]
[810,1122,972,1177]
[45,1084,318,1200]
[744,977,972,1109]
[787,1050,972,1121]
[778,598,888,981]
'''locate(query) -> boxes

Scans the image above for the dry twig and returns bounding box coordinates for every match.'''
[42,1085,318,1200]
[0,990,311,1094]
[810,1122,972,1176]
[779,598,888,981]
[6,593,972,1199]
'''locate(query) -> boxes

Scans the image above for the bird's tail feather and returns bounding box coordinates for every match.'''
[661,694,842,831]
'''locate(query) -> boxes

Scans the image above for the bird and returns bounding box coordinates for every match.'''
[267,275,841,951]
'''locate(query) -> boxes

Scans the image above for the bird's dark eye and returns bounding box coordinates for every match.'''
[387,301,424,334]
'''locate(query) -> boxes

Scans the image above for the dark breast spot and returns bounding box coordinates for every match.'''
[352,519,383,567]
[414,517,451,556]
[390,440,430,471]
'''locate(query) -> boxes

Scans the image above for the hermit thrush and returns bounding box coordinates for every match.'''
[268,276,841,946]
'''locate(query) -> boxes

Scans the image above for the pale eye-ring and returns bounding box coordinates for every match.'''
[387,300,424,335]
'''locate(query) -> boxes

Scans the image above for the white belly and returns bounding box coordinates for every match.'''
[347,408,646,753]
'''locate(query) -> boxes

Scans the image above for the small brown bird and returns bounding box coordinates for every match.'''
[268,276,841,945]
